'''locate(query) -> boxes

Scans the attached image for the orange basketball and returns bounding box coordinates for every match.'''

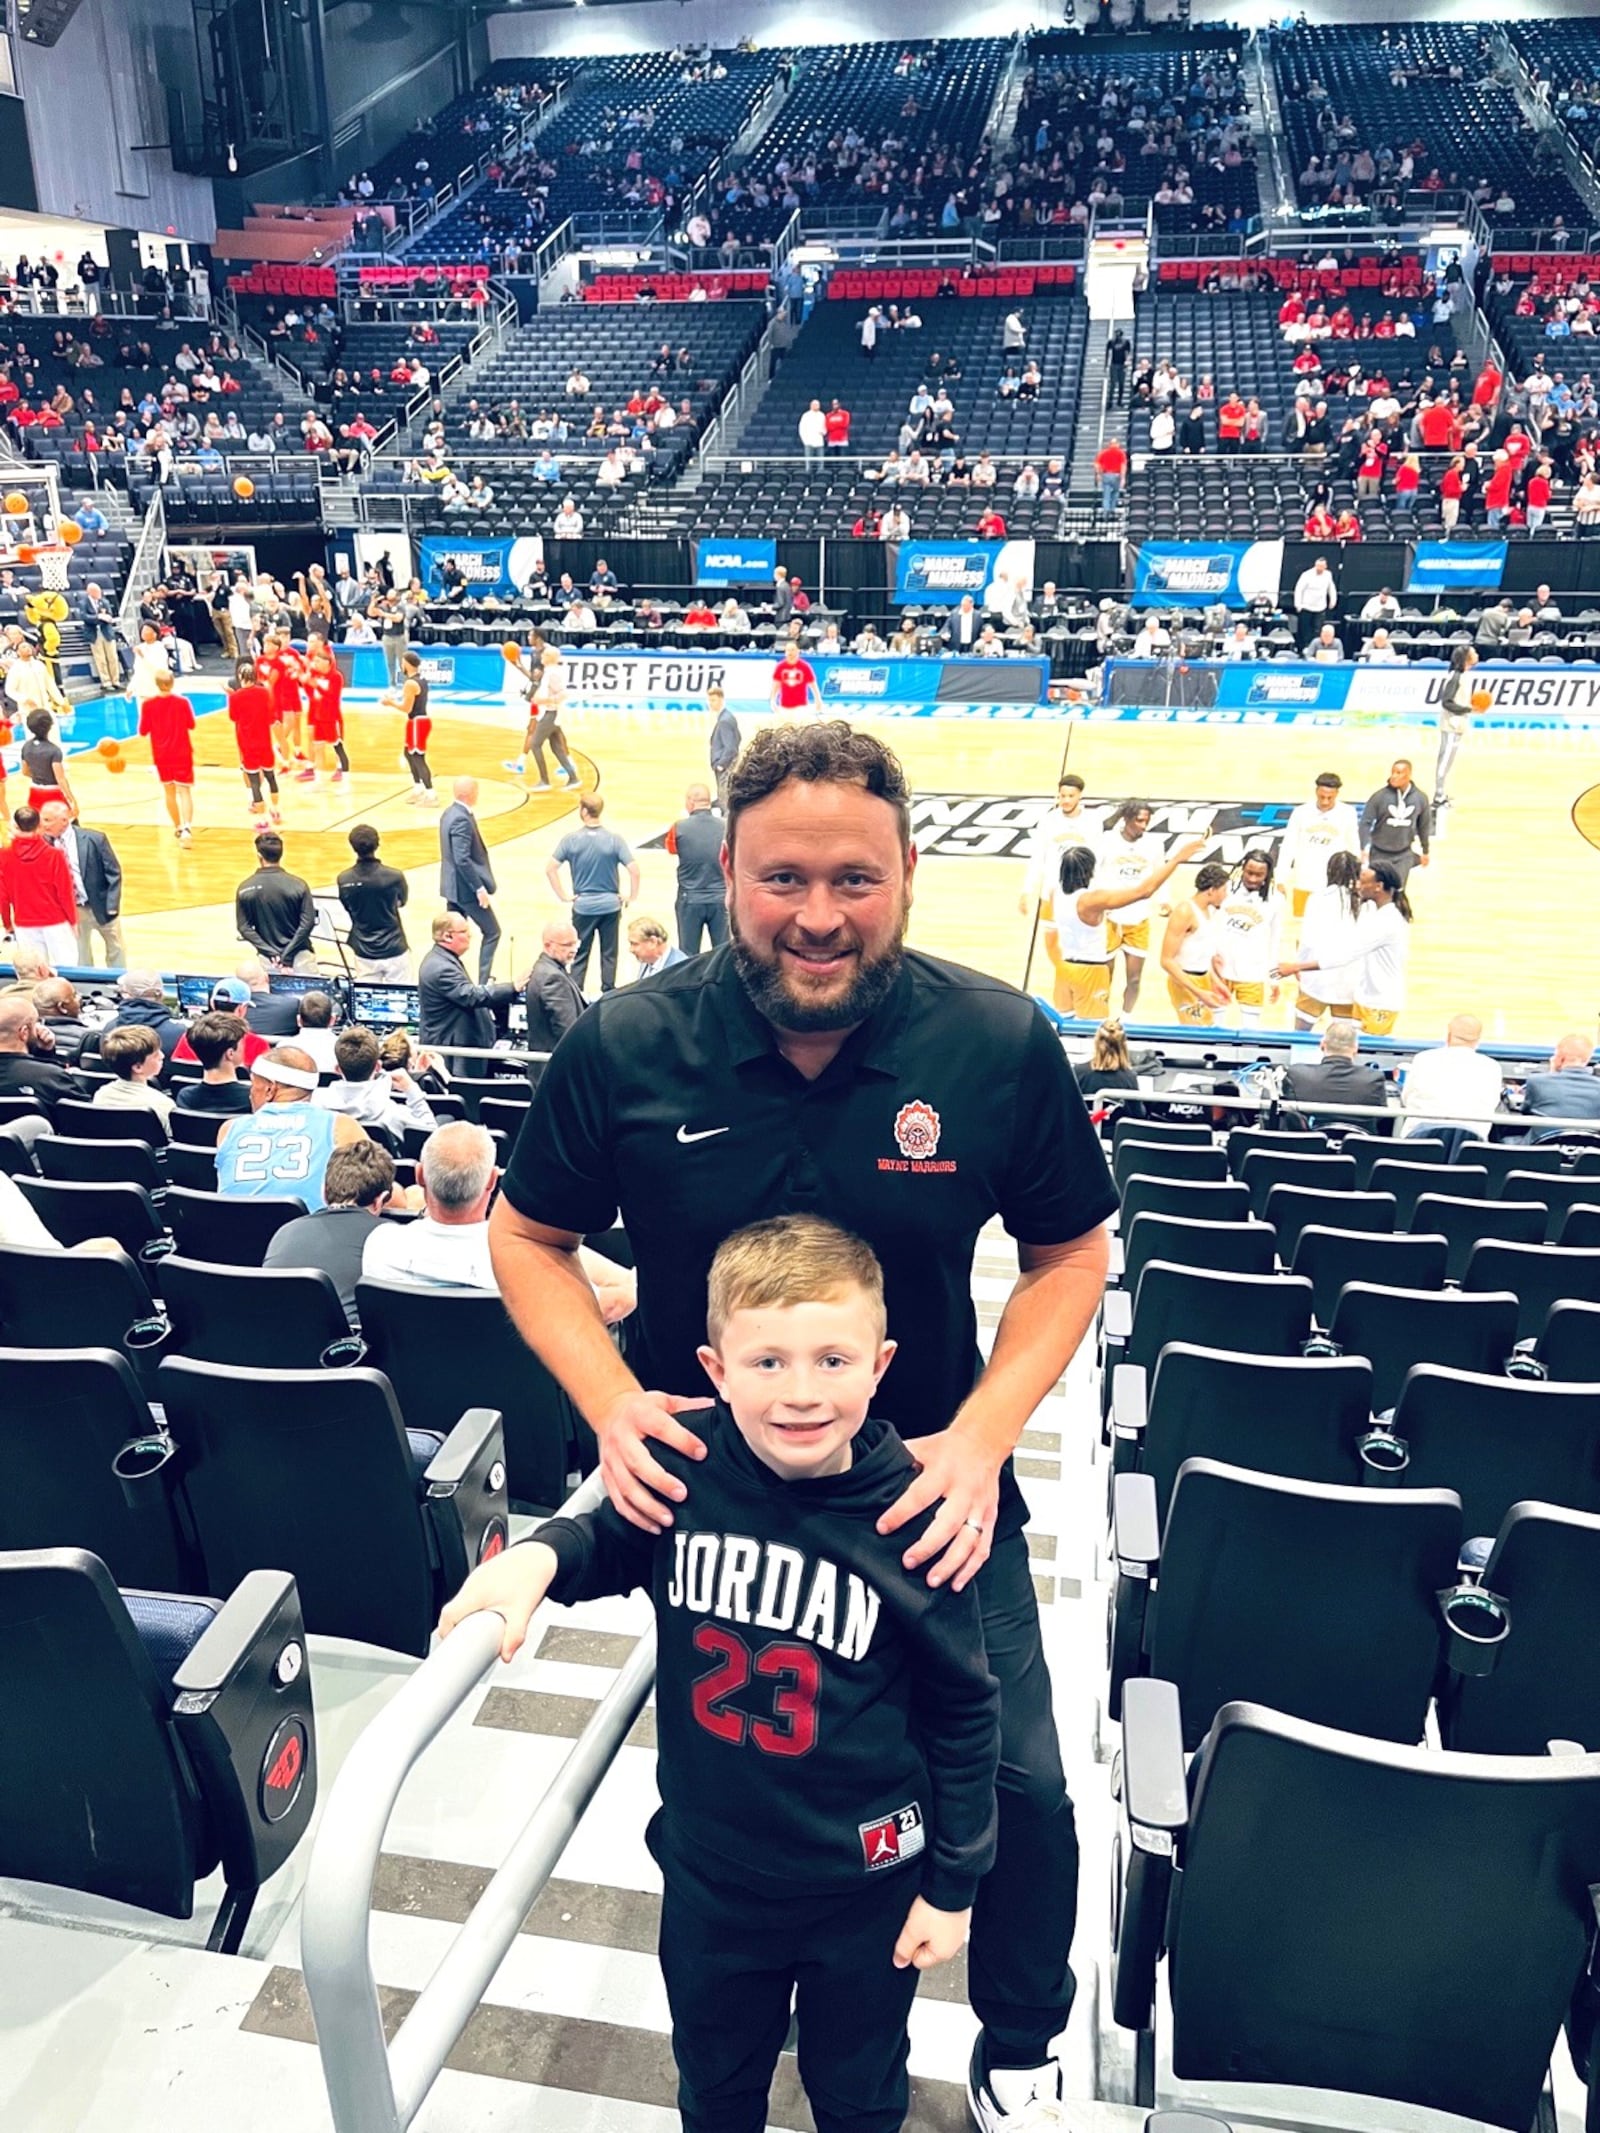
[1470,686,1492,712]
[96,735,119,758]
[104,752,126,774]
[501,640,524,663]
[15,546,34,566]
[3,491,27,516]
[233,476,255,499]
[59,521,82,545]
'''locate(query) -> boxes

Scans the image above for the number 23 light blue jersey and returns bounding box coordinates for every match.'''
[216,1103,340,1208]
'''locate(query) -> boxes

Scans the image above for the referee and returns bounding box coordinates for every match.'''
[492,721,1114,2128]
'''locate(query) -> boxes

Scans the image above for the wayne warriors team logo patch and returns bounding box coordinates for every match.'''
[893,1100,942,1161]
[860,1802,926,1871]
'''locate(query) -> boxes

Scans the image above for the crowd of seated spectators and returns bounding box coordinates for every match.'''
[335,75,563,209]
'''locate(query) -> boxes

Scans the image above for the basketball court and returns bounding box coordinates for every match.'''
[47,684,1598,1044]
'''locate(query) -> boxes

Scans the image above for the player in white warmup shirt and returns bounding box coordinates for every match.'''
[1216,848,1287,1027]
[1279,772,1362,919]
[1287,851,1364,1030]
[1096,801,1169,1014]
[1019,773,1105,915]
[1159,861,1233,1025]
[1280,861,1412,1038]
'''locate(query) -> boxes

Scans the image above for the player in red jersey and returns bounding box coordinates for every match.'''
[137,667,197,842]
[770,643,820,716]
[228,658,280,825]
[304,638,349,787]
[258,627,310,779]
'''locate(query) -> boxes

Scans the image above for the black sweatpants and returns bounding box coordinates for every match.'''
[573,907,620,992]
[677,895,728,954]
[653,1819,922,2133]
[968,1530,1078,2067]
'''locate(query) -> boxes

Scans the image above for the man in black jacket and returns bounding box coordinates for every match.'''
[0,993,86,1110]
[38,801,122,968]
[418,911,515,1053]
[337,822,410,980]
[522,920,585,1087]
[235,830,317,970]
[1360,759,1431,887]
[235,958,301,1037]
[667,783,727,954]
[1283,1017,1390,1128]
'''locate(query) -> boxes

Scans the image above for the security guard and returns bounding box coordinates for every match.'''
[492,721,1115,2128]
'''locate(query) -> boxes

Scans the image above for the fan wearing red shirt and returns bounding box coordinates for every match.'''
[1355,436,1388,498]
[976,507,1008,539]
[1471,362,1502,409]
[1438,458,1466,533]
[304,639,349,786]
[1483,454,1515,528]
[824,400,851,448]
[1418,399,1458,452]
[683,599,717,628]
[257,629,309,777]
[138,668,196,841]
[228,659,280,825]
[1216,393,1246,449]
[1525,459,1553,534]
[770,646,819,716]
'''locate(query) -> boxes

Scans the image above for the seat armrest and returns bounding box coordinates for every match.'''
[1103,1287,1133,1343]
[1121,1676,1189,1839]
[424,1406,510,1597]
[1112,1472,1161,1579]
[172,1570,316,1939]
[1112,1362,1149,1439]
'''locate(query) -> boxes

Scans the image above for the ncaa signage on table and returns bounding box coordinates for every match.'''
[694,537,777,585]
[1405,540,1508,594]
[1130,539,1285,609]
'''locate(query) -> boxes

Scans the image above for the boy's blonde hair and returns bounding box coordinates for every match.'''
[707,1215,886,1346]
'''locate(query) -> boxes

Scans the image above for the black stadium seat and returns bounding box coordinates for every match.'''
[1410,1193,1547,1283]
[16,1175,171,1263]
[51,1098,168,1149]
[1111,1680,1600,2122]
[156,1357,509,1656]
[37,1135,166,1193]
[1385,1365,1600,1539]
[356,1277,591,1512]
[1118,1212,1275,1299]
[1112,1140,1228,1193]
[0,1243,167,1382]
[1369,1159,1485,1229]
[1323,1283,1519,1412]
[1111,1116,1210,1150]
[157,1257,360,1370]
[1291,1226,1447,1328]
[1439,1501,1600,1755]
[1464,1241,1600,1343]
[1264,1185,1393,1263]
[163,1187,307,1268]
[1109,1458,1461,1744]
[1238,1150,1356,1220]
[0,1548,314,1952]
[1117,1174,1250,1234]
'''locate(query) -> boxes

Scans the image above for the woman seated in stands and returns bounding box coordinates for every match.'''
[997,367,1020,400]
[1304,501,1337,541]
[1334,508,1363,543]
[1017,361,1042,402]
[1329,304,1355,340]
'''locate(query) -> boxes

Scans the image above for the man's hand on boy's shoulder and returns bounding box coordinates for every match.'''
[595,1387,715,1533]
[877,1426,1003,1594]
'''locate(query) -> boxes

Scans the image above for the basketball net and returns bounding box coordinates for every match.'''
[32,544,70,591]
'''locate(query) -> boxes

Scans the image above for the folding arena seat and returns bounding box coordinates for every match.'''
[36,1134,166,1193]
[1118,1175,1250,1235]
[1323,1283,1519,1413]
[1109,1680,1600,2121]
[1339,1131,1431,1190]
[1237,1150,1355,1221]
[1110,1341,1374,1512]
[157,1357,507,1656]
[1108,1459,1461,1744]
[157,1258,361,1371]
[1559,1205,1600,1249]
[51,1096,168,1149]
[0,1242,165,1370]
[1110,1116,1211,1151]
[1410,1193,1548,1283]
[1119,1213,1275,1302]
[162,1186,306,1268]
[1459,1139,1584,1195]
[1385,1365,1600,1539]
[1464,1241,1600,1343]
[1111,1140,1228,1194]
[356,1277,588,1512]
[162,1143,218,1190]
[1501,1171,1600,1243]
[479,1095,532,1142]
[1105,1264,1314,1422]
[1225,1125,1328,1175]
[1438,1502,1600,1756]
[0,1347,193,1588]
[16,1175,170,1262]
[0,1548,314,1951]
[1369,1159,1485,1230]
[1290,1227,1447,1330]
[1263,1185,1393,1265]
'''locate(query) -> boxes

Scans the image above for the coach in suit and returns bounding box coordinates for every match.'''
[439,776,500,983]
[1282,1018,1390,1129]
[38,801,123,967]
[418,912,516,1054]
[522,919,586,1087]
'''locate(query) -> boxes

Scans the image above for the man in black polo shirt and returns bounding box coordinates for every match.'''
[337,822,411,981]
[494,721,1115,2128]
[664,780,727,954]
[234,830,317,972]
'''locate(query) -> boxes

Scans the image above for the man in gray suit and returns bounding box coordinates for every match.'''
[438,776,500,982]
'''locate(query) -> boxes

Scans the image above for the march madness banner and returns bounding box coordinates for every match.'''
[894,538,1036,607]
[1405,540,1508,594]
[1130,539,1285,609]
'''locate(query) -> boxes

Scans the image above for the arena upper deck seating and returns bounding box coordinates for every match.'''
[1015,32,1260,237]
[1274,22,1590,229]
[1508,19,1600,179]
[730,38,1010,233]
[338,70,573,207]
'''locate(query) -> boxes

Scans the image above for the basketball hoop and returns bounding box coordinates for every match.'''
[32,544,71,592]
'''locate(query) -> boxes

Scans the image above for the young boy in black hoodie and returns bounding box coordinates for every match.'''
[440,1212,1000,2133]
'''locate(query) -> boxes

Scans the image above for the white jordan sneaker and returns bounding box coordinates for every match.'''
[967,2040,1072,2129]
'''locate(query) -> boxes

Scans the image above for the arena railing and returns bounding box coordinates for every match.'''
[302,1467,658,2133]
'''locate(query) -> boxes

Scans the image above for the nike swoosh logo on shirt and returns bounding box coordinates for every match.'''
[676,1125,730,1144]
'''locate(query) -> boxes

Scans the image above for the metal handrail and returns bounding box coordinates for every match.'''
[1061,1079,1600,1136]
[301,1468,655,2133]
[116,486,166,639]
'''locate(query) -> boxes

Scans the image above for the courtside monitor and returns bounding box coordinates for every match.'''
[350,984,419,1028]
[267,974,329,1000]
[174,974,220,1012]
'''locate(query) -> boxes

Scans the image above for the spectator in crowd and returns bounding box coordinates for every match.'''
[175,1011,254,1115]
[316,1025,436,1144]
[292,990,340,1074]
[361,1120,503,1291]
[1400,1013,1504,1137]
[86,969,188,1058]
[31,975,90,1064]
[1282,1016,1388,1129]
[264,1138,404,1325]
[0,805,77,967]
[0,992,83,1110]
[216,1046,367,1207]
[38,800,123,969]
[1521,1033,1600,1136]
[1095,435,1127,512]
[1073,1018,1142,1107]
[92,1024,175,1131]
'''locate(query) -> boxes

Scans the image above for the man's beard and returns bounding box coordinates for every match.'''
[730,907,908,1033]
